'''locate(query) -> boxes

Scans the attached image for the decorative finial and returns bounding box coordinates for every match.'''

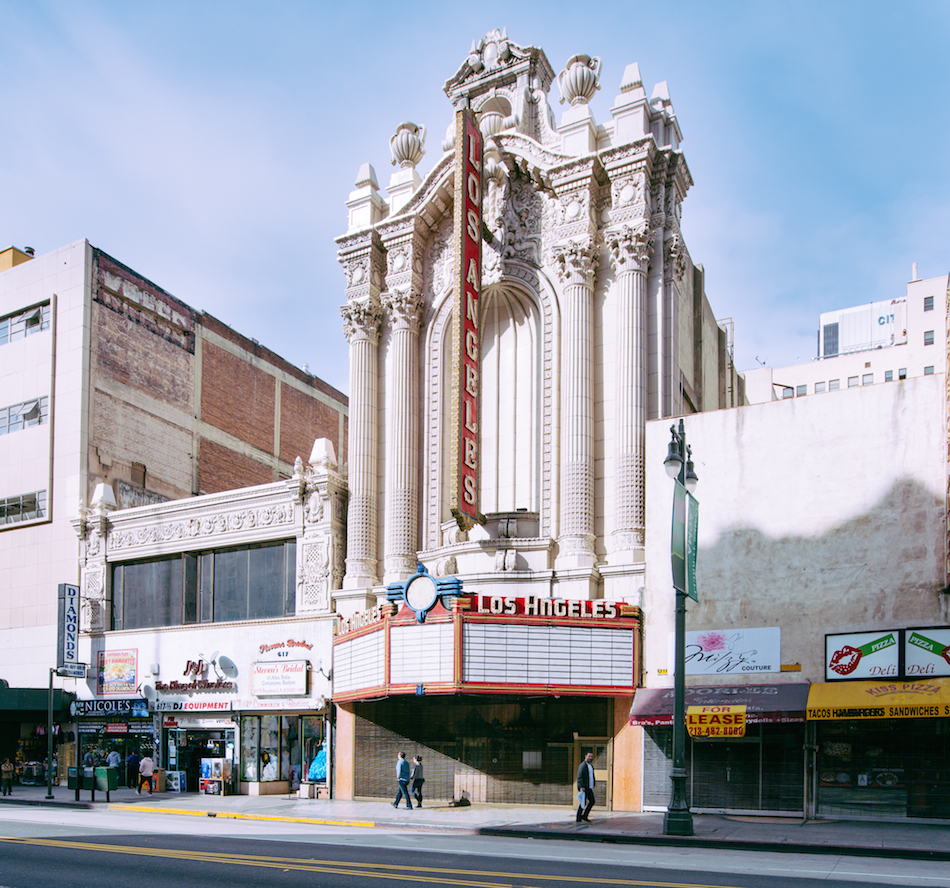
[390,122,427,168]
[557,54,602,106]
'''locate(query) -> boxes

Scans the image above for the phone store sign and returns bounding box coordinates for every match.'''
[825,627,950,680]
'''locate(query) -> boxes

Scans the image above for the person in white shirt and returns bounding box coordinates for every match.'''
[138,755,155,794]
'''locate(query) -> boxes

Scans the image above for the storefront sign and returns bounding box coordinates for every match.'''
[807,678,950,719]
[334,603,387,638]
[686,705,747,737]
[259,638,314,655]
[905,627,950,677]
[154,700,232,712]
[470,594,624,619]
[677,628,781,675]
[57,583,81,670]
[825,631,899,680]
[97,649,138,696]
[105,723,129,734]
[154,678,235,692]
[250,660,309,697]
[450,105,483,529]
[72,698,148,717]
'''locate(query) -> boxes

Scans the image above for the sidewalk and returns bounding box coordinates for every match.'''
[2,783,949,861]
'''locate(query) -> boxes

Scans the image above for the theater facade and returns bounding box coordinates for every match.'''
[330,30,741,808]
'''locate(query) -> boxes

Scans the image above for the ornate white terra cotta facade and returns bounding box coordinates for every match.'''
[335,30,741,611]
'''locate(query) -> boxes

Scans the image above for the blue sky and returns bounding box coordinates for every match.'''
[2,1,948,393]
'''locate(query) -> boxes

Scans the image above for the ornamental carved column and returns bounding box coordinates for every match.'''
[554,238,598,569]
[382,287,424,583]
[607,224,652,562]
[340,297,383,589]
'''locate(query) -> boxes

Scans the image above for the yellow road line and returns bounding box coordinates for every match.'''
[0,835,754,888]
[107,804,375,828]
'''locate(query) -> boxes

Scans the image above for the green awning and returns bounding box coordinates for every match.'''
[0,685,75,713]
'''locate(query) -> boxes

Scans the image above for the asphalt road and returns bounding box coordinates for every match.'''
[0,806,944,888]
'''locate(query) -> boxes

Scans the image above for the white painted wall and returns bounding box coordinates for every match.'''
[643,373,949,688]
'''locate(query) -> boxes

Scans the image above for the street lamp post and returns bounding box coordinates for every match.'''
[662,418,696,837]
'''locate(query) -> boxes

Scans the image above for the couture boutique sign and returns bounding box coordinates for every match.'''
[672,628,781,675]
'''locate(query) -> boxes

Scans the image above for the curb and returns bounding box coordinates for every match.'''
[478,826,950,862]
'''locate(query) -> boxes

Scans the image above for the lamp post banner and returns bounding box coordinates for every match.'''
[670,482,699,601]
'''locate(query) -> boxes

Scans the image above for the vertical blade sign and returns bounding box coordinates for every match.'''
[451,108,483,528]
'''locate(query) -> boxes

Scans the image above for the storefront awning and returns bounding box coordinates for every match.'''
[630,683,810,726]
[0,684,75,713]
[806,677,950,720]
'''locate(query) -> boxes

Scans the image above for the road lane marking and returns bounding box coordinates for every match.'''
[0,836,765,888]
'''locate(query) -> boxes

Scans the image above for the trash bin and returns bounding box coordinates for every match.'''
[95,767,118,792]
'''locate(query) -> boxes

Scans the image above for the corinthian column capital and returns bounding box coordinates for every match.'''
[553,238,598,286]
[382,288,424,332]
[606,223,652,274]
[340,299,383,344]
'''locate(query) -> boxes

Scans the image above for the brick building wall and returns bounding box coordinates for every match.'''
[87,247,347,505]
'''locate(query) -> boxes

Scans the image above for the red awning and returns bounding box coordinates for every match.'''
[630,683,810,726]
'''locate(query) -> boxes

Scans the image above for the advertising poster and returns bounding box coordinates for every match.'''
[825,631,899,680]
[905,627,950,678]
[97,649,138,695]
[671,627,781,675]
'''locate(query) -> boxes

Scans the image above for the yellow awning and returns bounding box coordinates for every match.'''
[807,677,950,720]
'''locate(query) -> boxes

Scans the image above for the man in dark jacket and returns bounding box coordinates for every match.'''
[392,751,413,810]
[126,750,140,789]
[576,751,595,822]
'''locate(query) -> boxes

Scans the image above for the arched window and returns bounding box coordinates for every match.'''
[478,283,541,514]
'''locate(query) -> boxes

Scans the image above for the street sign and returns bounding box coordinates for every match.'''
[671,481,699,601]
[58,663,87,678]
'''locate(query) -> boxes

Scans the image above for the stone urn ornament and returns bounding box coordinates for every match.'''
[558,54,602,106]
[390,122,426,168]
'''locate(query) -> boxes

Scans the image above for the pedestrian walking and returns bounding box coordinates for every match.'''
[1,758,14,796]
[138,754,155,794]
[576,751,595,822]
[126,750,140,788]
[391,751,413,810]
[410,755,425,808]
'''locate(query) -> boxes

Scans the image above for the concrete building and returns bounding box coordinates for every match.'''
[744,271,949,403]
[633,369,950,820]
[0,241,347,773]
[331,30,742,809]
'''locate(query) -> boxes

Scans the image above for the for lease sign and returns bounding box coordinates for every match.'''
[686,705,747,737]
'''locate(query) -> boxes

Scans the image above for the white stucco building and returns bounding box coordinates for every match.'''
[634,371,950,820]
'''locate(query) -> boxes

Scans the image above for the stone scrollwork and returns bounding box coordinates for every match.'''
[305,490,324,525]
[665,231,690,281]
[81,567,105,631]
[108,503,296,552]
[300,537,330,610]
